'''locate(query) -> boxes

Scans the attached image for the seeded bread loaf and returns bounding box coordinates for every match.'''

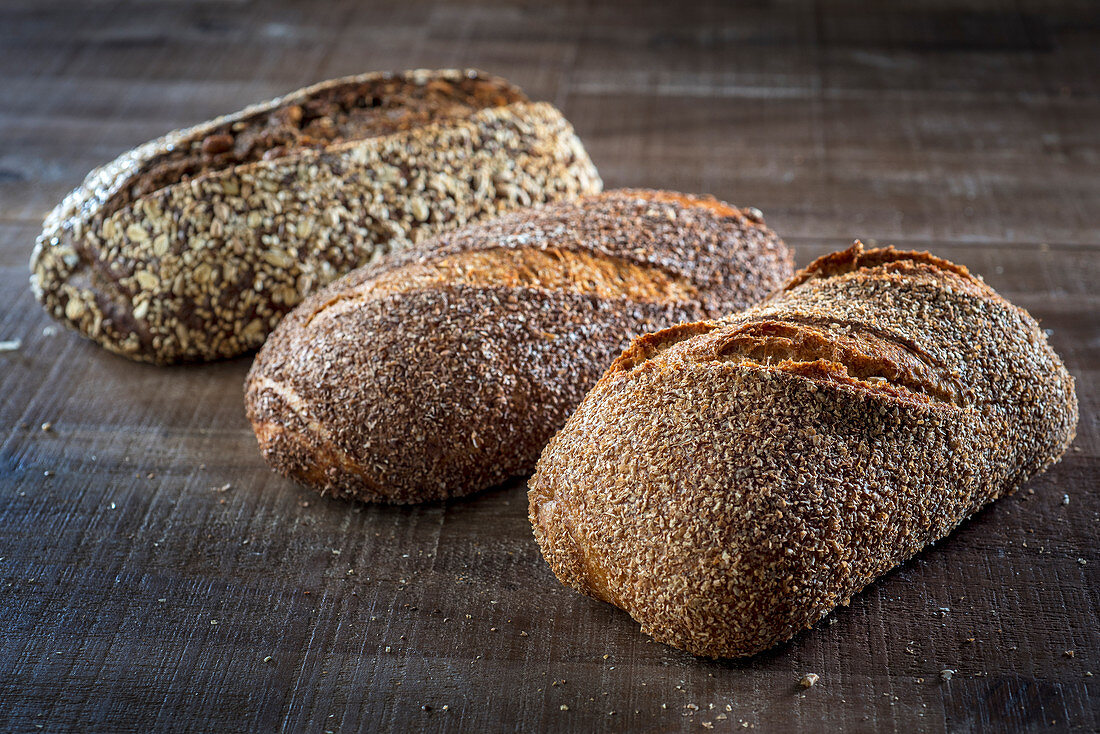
[30,68,601,363]
[245,190,793,503]
[529,242,1078,658]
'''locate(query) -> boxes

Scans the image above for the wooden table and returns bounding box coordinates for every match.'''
[2,1,1097,731]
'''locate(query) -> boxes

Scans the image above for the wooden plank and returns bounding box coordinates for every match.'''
[0,0,1097,732]
[2,236,1096,732]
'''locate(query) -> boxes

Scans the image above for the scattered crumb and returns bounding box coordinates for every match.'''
[43,471,53,478]
[940,670,955,681]
[560,705,568,711]
[42,325,58,336]
[1079,559,1087,566]
[263,656,273,663]
[800,673,819,689]
[1063,494,1070,505]
[210,620,218,625]
[520,631,528,637]
[299,501,310,507]
[40,422,53,433]
[0,339,21,352]
[211,483,231,493]
[1064,650,1075,658]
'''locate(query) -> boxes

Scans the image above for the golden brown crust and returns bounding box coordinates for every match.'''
[529,241,1079,658]
[245,189,794,503]
[306,246,699,318]
[30,68,602,363]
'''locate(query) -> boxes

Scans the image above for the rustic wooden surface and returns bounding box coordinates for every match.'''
[1,1,1097,732]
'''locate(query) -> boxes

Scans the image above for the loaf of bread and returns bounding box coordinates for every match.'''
[529,242,1078,658]
[245,190,793,503]
[30,68,601,363]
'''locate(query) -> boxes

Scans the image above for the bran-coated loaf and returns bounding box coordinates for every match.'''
[528,242,1078,658]
[245,190,793,503]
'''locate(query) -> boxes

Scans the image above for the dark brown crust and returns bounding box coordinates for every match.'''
[245,189,794,503]
[110,72,527,216]
[528,241,1079,658]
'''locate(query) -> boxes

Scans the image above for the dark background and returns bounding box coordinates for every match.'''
[1,1,1097,732]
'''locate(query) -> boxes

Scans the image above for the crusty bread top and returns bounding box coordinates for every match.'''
[307,246,700,326]
[529,241,1078,657]
[41,69,522,234]
[31,69,602,363]
[247,189,793,502]
[304,189,788,318]
[785,242,983,289]
[610,242,1012,408]
[106,70,526,218]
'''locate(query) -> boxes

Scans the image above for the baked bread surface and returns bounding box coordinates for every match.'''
[245,189,794,503]
[528,242,1078,658]
[30,68,601,363]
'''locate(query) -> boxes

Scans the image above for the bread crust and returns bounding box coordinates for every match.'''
[528,241,1078,658]
[245,189,794,503]
[30,68,601,363]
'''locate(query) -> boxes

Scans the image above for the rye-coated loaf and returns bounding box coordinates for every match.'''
[246,189,793,503]
[529,242,1078,658]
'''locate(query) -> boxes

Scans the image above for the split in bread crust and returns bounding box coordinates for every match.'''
[108,73,527,217]
[31,68,601,363]
[529,241,1078,658]
[245,189,794,503]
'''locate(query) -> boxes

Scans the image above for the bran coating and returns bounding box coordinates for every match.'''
[245,190,794,503]
[528,241,1078,658]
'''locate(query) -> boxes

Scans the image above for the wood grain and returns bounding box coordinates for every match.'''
[1,1,1097,732]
